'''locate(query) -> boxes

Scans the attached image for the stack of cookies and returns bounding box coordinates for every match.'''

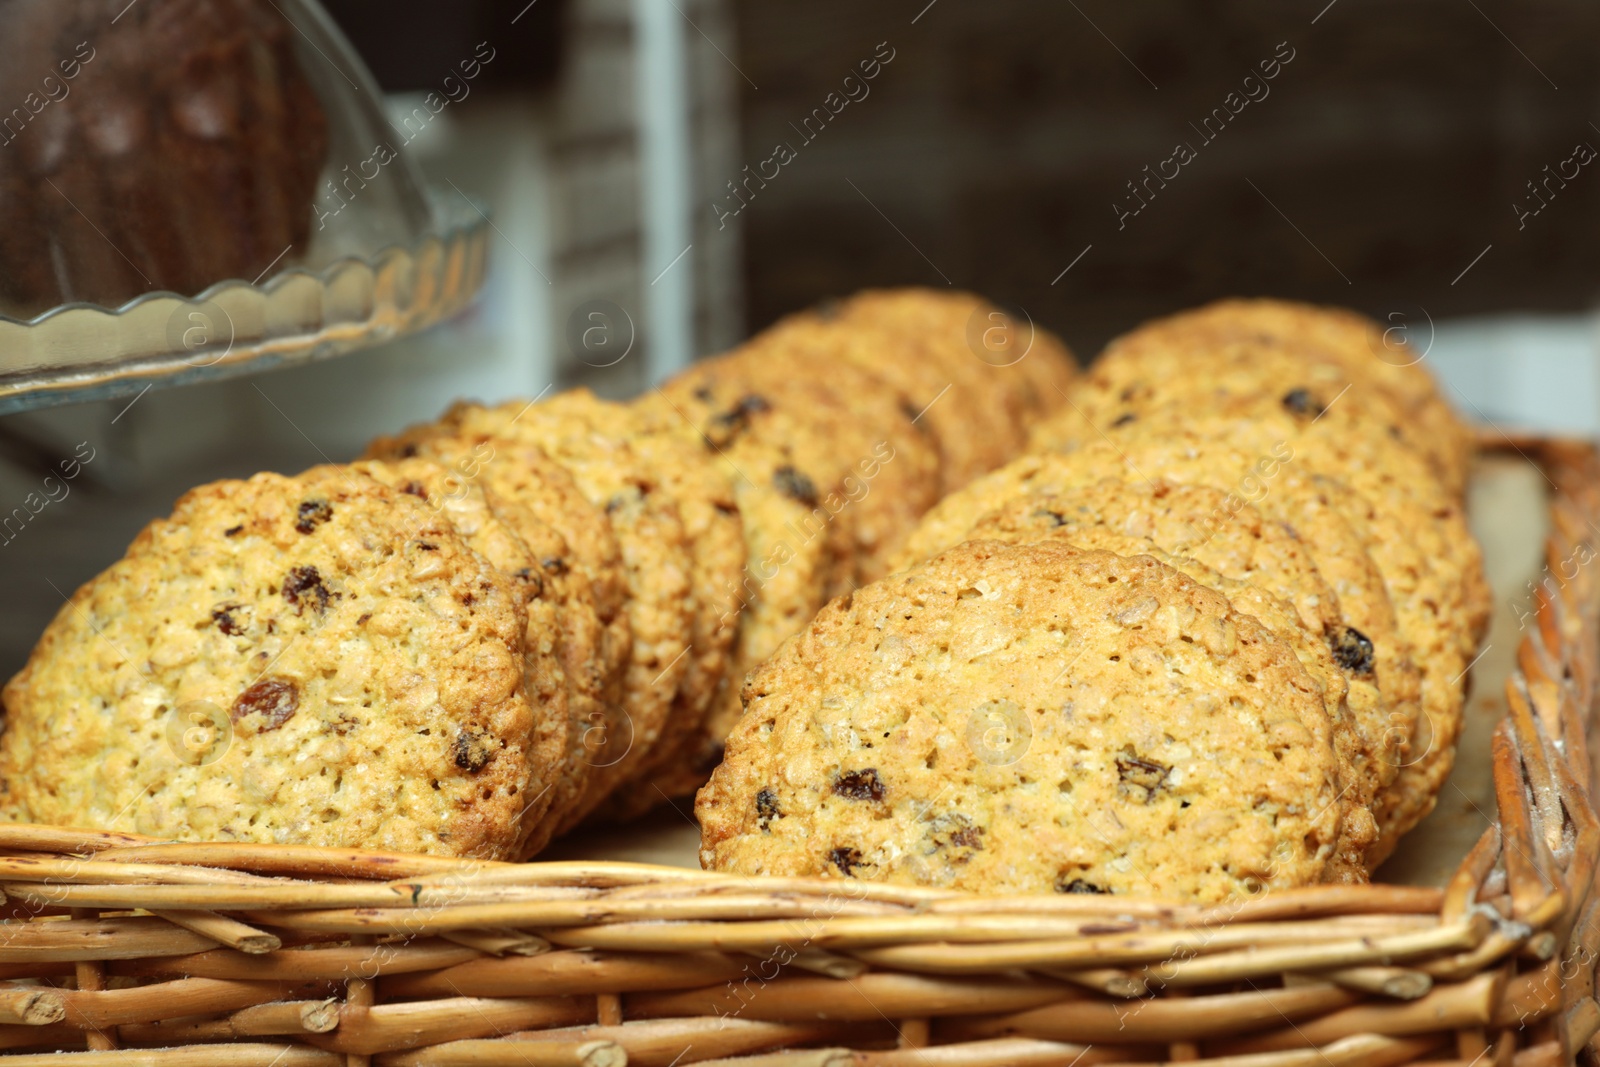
[0,289,1073,860]
[698,299,1488,901]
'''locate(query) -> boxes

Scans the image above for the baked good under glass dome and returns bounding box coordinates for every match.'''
[0,0,488,413]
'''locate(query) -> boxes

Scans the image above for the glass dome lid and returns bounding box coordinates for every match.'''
[0,0,490,413]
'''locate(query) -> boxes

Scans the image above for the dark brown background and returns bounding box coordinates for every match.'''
[729,0,1600,358]
[327,0,1600,360]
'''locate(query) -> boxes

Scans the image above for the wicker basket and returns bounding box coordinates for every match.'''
[0,440,1592,1067]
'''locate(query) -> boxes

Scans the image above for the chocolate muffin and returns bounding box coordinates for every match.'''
[0,0,329,317]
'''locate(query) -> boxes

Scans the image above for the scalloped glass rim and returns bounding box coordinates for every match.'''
[0,189,489,416]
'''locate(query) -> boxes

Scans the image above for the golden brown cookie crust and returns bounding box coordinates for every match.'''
[428,398,697,828]
[1021,411,1475,861]
[350,458,570,854]
[838,288,1078,438]
[527,390,747,821]
[362,430,628,838]
[640,360,865,754]
[1034,339,1453,494]
[965,494,1374,879]
[0,466,545,859]
[897,444,1423,837]
[1101,299,1474,493]
[698,541,1344,900]
[1098,411,1482,854]
[756,302,1011,494]
[720,344,942,586]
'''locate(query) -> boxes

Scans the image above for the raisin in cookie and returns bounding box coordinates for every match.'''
[0,466,548,859]
[698,541,1345,900]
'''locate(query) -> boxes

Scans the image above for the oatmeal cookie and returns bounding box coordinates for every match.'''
[1029,365,1489,821]
[1101,299,1474,493]
[697,541,1344,900]
[363,429,627,835]
[350,458,570,854]
[718,343,943,584]
[0,466,548,859]
[1033,340,1447,492]
[512,391,747,820]
[897,447,1420,823]
[1078,410,1483,854]
[638,360,863,756]
[419,398,696,825]
[753,302,1010,493]
[965,492,1374,878]
[838,289,1078,435]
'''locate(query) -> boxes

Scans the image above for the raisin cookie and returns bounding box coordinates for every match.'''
[509,391,747,821]
[350,458,570,854]
[1064,410,1484,855]
[717,343,943,585]
[431,399,694,813]
[698,541,1344,900]
[964,492,1374,879]
[754,303,1009,494]
[1010,422,1461,861]
[1033,340,1448,492]
[1100,299,1474,493]
[363,430,627,834]
[963,480,1386,771]
[638,360,864,755]
[897,445,1422,845]
[381,402,694,825]
[838,289,1078,437]
[0,466,548,859]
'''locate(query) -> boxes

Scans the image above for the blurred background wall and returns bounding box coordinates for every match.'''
[732,0,1600,355]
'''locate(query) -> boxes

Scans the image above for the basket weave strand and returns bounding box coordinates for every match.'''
[0,440,1592,1066]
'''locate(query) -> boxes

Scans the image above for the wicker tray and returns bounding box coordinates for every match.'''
[0,440,1592,1067]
